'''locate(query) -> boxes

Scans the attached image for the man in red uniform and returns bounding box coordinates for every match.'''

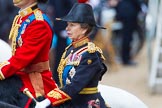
[0,0,70,107]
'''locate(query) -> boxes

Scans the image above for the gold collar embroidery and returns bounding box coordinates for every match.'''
[19,2,38,17]
[72,37,89,48]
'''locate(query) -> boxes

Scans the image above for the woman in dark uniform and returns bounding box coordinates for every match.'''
[36,3,109,108]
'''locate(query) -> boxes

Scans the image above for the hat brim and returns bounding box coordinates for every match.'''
[56,18,106,29]
[96,24,106,29]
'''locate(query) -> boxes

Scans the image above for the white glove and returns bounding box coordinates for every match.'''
[35,98,51,108]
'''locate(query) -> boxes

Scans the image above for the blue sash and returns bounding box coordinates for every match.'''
[16,13,53,42]
[62,51,88,86]
[62,65,73,85]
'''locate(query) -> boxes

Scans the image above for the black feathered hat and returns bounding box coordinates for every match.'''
[56,3,106,29]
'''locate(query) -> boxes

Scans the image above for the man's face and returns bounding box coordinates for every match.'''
[108,0,119,7]
[13,0,36,9]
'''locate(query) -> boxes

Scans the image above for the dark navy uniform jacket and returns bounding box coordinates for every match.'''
[57,37,108,108]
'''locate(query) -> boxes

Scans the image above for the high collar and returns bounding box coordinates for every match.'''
[72,37,90,48]
[19,2,38,17]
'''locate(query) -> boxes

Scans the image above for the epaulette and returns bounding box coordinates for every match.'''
[33,9,44,21]
[87,42,106,60]
[87,42,96,53]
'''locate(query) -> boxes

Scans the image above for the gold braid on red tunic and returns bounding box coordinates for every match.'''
[9,15,21,55]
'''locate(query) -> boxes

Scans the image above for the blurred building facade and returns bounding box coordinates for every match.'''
[0,0,18,42]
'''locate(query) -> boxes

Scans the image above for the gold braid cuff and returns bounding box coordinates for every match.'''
[0,61,10,80]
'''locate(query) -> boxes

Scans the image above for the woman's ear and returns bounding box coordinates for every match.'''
[82,29,87,36]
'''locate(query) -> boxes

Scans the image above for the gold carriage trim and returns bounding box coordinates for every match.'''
[79,87,98,94]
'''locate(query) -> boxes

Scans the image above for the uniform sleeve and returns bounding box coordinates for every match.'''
[45,88,71,106]
[61,52,102,98]
[45,52,102,106]
[0,20,52,79]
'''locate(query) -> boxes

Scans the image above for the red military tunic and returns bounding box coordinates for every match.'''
[78,0,89,3]
[0,3,70,107]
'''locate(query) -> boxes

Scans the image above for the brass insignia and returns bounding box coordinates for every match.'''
[26,19,30,23]
[66,78,71,85]
[69,67,76,78]
[18,37,23,47]
[87,59,92,64]
[47,90,62,99]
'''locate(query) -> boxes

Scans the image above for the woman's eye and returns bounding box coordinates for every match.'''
[70,24,74,26]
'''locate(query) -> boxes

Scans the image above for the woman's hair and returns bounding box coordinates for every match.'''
[37,0,48,3]
[80,23,93,36]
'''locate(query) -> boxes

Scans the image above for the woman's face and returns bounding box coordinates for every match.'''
[66,22,87,41]
[13,0,36,9]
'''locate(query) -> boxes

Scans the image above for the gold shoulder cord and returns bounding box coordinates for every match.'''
[9,15,21,55]
[57,44,72,88]
[96,46,106,60]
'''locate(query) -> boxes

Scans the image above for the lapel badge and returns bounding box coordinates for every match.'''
[87,59,92,65]
[26,19,30,23]
[18,37,23,47]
